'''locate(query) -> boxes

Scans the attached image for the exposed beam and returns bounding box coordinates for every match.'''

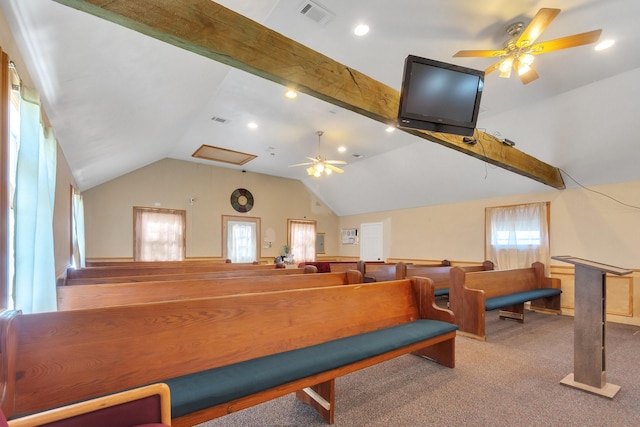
[53,0,565,189]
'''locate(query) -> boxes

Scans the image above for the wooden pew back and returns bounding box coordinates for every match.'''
[398,261,494,291]
[86,260,251,267]
[66,262,278,280]
[325,262,358,272]
[356,262,399,282]
[57,271,363,310]
[0,278,444,419]
[456,263,544,299]
[63,266,312,285]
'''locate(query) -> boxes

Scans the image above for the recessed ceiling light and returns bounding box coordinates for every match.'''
[285,89,297,99]
[338,146,346,152]
[247,122,258,129]
[385,126,395,133]
[354,24,369,36]
[595,39,615,51]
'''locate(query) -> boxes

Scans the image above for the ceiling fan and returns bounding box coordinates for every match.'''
[453,8,602,84]
[289,131,346,177]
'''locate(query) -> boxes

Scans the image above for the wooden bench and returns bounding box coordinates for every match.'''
[357,260,451,283]
[449,262,562,340]
[396,261,494,297]
[298,261,360,273]
[86,259,255,267]
[57,270,363,310]
[65,262,280,280]
[356,261,399,282]
[62,266,315,286]
[0,278,457,426]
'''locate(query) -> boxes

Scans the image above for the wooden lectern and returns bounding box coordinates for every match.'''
[552,256,632,398]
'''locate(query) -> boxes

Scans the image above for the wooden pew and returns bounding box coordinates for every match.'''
[396,261,494,297]
[57,270,363,310]
[65,262,279,280]
[0,278,457,426]
[356,261,398,282]
[86,259,253,267]
[357,260,451,283]
[62,266,315,286]
[298,261,359,273]
[449,262,562,340]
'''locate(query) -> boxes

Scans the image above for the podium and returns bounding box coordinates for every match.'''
[552,256,632,398]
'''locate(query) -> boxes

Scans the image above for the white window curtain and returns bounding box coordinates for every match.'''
[227,221,256,263]
[13,86,57,313]
[71,188,86,268]
[7,66,20,310]
[289,220,316,263]
[134,208,185,261]
[485,202,550,272]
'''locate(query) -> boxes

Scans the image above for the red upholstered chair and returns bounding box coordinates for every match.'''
[2,383,171,427]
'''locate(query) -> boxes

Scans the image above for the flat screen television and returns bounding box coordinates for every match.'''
[397,55,484,137]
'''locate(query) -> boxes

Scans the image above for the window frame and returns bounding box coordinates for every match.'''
[484,201,550,270]
[287,218,317,263]
[133,206,186,261]
[222,215,261,263]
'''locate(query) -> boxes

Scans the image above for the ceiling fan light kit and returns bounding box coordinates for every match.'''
[453,8,602,84]
[289,131,346,177]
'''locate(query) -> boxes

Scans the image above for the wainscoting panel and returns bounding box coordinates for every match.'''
[551,265,634,318]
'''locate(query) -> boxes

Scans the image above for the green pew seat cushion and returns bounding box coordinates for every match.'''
[485,288,562,311]
[165,319,457,417]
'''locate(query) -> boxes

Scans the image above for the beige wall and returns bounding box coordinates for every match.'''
[338,181,640,267]
[83,158,339,261]
[338,180,640,325]
[53,147,76,277]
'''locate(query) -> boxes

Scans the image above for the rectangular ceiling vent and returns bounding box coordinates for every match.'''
[211,116,230,124]
[192,145,257,165]
[297,0,334,26]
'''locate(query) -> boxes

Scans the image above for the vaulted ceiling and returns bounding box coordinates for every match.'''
[2,0,639,215]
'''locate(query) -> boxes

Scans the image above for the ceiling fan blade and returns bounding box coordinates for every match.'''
[529,29,602,55]
[519,64,539,84]
[325,160,347,165]
[516,8,561,48]
[288,162,313,167]
[453,49,506,58]
[325,164,344,174]
[484,60,502,75]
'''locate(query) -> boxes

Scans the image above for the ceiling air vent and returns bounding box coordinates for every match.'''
[297,0,334,25]
[192,145,257,165]
[211,116,230,124]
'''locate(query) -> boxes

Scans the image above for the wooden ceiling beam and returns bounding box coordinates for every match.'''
[53,0,565,189]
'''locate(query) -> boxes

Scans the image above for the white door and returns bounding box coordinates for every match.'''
[360,222,384,261]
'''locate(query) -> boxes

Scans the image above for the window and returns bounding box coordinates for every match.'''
[222,215,260,263]
[134,207,186,261]
[5,59,58,313]
[288,219,316,263]
[485,202,550,271]
[71,186,86,268]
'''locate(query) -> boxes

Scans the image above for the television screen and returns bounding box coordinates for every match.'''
[397,55,484,137]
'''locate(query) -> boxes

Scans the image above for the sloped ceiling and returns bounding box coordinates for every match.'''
[1,0,639,215]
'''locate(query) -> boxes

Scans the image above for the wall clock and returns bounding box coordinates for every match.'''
[230,188,254,213]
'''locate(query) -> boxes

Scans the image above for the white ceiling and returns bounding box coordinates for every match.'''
[2,0,639,215]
